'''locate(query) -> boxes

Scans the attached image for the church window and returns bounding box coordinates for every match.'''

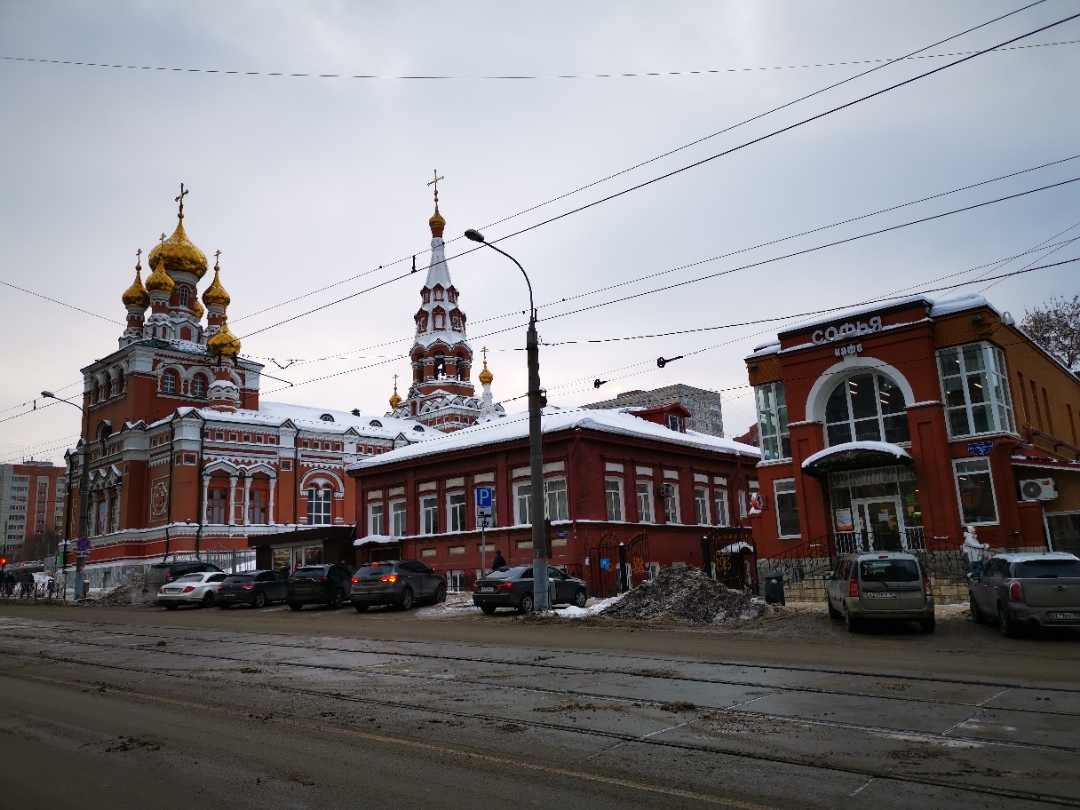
[422,289,431,304]
[434,286,444,301]
[320,413,335,422]
[180,327,192,341]
[369,419,383,428]
[307,486,333,525]
[434,311,445,330]
[418,314,428,332]
[413,425,425,432]
[162,370,178,395]
[103,376,112,400]
[248,489,268,524]
[115,369,124,394]
[448,288,457,303]
[451,314,462,331]
[206,487,228,524]
[434,353,446,378]
[242,434,251,443]
[191,374,207,398]
[179,287,189,307]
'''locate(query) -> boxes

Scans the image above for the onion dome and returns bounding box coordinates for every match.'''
[192,297,205,320]
[478,357,493,386]
[148,216,208,280]
[429,203,446,238]
[389,385,403,409]
[121,262,150,308]
[202,261,231,308]
[145,256,175,294]
[207,315,241,359]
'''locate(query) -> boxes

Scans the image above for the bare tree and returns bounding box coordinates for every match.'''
[32,528,61,562]
[1021,294,1080,371]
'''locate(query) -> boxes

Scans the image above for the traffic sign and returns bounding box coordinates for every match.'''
[475,486,494,522]
[75,537,91,552]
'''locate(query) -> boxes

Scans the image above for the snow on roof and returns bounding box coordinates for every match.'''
[354,534,400,547]
[746,340,781,360]
[778,294,997,339]
[801,441,912,469]
[349,407,759,472]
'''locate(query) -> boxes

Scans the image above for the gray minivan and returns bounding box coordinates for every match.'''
[826,552,935,633]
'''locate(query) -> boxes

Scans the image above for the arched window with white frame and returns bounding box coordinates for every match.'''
[824,372,909,446]
[307,485,333,525]
[162,369,178,395]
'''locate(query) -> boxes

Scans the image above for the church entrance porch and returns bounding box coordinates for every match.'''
[826,466,925,554]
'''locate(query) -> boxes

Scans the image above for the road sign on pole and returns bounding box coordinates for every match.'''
[476,487,494,573]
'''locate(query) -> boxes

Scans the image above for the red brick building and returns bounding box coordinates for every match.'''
[744,294,1080,577]
[347,405,759,593]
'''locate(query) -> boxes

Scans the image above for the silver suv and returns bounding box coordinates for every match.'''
[826,552,935,633]
[968,552,1080,637]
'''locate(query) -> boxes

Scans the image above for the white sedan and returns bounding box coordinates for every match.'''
[156,572,228,609]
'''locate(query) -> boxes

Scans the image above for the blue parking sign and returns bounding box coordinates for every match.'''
[476,487,494,509]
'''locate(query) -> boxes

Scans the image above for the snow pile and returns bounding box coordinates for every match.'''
[600,566,765,624]
[551,594,625,618]
[92,573,147,606]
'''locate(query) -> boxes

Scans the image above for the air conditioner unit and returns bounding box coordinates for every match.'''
[1020,478,1057,501]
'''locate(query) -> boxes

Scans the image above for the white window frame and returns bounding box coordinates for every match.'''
[420,495,439,535]
[937,342,1016,439]
[447,490,466,532]
[307,486,332,526]
[663,483,680,524]
[952,457,999,526]
[368,502,385,535]
[774,478,801,539]
[545,477,569,522]
[694,487,710,525]
[605,478,624,522]
[755,381,790,460]
[714,489,730,527]
[390,499,407,537]
[738,490,748,519]
[513,481,532,526]
[636,481,653,523]
[824,372,910,447]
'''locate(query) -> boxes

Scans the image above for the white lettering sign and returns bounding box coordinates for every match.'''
[834,342,863,358]
[812,316,882,345]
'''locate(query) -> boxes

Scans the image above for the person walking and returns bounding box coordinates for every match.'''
[491,550,506,571]
[963,526,989,577]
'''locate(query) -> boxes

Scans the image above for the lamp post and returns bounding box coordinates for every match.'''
[464,229,549,611]
[42,390,88,600]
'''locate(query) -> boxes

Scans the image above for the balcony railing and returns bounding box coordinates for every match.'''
[833,527,926,554]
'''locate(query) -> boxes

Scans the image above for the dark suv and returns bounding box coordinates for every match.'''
[287,564,355,610]
[350,560,446,611]
[217,570,287,609]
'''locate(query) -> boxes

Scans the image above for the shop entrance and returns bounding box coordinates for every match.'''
[852,497,904,551]
[828,466,924,554]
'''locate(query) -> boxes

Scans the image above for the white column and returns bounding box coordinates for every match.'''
[242,476,252,527]
[227,474,238,526]
[268,475,277,526]
[201,475,211,524]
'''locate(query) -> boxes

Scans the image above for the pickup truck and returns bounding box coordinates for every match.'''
[969,552,1080,637]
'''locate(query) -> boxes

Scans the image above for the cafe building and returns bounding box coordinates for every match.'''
[745,293,1080,568]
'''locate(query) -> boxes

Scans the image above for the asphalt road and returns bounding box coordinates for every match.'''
[1,600,1078,809]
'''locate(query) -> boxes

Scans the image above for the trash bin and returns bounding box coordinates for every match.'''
[763,572,785,605]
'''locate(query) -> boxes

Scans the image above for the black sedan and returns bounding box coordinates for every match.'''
[217,570,288,609]
[287,564,355,610]
[350,560,446,611]
[472,565,588,614]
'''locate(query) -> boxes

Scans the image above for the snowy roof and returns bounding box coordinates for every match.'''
[354,534,400,547]
[349,407,759,472]
[746,340,781,359]
[778,294,996,340]
[802,441,912,470]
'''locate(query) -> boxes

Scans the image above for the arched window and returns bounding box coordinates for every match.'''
[418,314,428,332]
[433,285,444,301]
[825,372,909,446]
[422,289,431,304]
[179,287,189,307]
[103,376,112,400]
[115,368,125,394]
[320,413,335,422]
[369,419,383,428]
[191,374,207,398]
[433,352,446,378]
[451,313,462,331]
[307,486,333,525]
[93,381,102,404]
[434,310,445,330]
[162,369,178,395]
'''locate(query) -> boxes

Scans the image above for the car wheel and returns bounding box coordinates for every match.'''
[253,591,267,609]
[289,602,303,611]
[353,602,369,613]
[969,594,985,624]
[201,592,215,609]
[845,607,860,633]
[519,593,535,614]
[434,583,446,604]
[997,602,1019,638]
[330,590,344,610]
[399,588,414,611]
[164,603,179,611]
[827,598,842,620]
[574,589,588,608]
[920,618,936,634]
[480,605,497,615]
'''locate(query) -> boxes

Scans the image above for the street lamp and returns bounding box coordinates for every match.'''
[42,390,88,600]
[464,229,550,612]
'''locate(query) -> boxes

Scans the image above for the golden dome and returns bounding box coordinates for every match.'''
[192,297,205,320]
[145,256,175,294]
[148,217,208,280]
[121,264,150,308]
[478,359,493,386]
[429,203,446,238]
[202,262,231,308]
[207,316,241,359]
[389,390,403,409]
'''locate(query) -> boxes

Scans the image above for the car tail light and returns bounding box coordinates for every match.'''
[317,577,329,582]
[497,582,514,590]
[380,575,399,583]
[241,583,255,590]
[158,587,164,594]
[472,582,481,590]
[1009,581,1021,602]
[351,577,359,583]
[849,578,859,598]
[923,577,932,597]
[182,586,195,594]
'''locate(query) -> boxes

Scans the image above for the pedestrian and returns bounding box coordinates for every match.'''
[491,549,506,571]
[963,526,989,577]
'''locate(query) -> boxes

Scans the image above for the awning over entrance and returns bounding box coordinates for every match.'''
[246,526,356,548]
[802,440,914,479]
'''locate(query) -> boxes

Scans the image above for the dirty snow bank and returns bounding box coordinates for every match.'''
[599,566,765,624]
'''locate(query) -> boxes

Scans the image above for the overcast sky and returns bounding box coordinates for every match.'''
[2,0,1079,465]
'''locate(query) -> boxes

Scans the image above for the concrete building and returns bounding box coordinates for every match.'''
[585,384,725,437]
[1,460,66,560]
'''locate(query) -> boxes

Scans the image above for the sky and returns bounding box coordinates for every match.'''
[1,0,1079,466]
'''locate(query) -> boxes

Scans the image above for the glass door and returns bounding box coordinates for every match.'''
[854,498,904,551]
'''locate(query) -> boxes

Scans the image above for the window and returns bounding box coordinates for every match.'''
[824,373,909,446]
[605,478,624,521]
[191,374,207,398]
[694,487,710,525]
[110,496,120,533]
[420,496,439,535]
[714,490,730,526]
[738,491,747,519]
[754,381,790,460]
[162,369,178,395]
[774,479,800,538]
[369,502,385,535]
[515,483,532,525]
[938,343,1015,438]
[665,413,685,433]
[663,484,679,523]
[448,491,466,532]
[179,287,189,307]
[207,487,227,524]
[307,486,333,525]
[545,477,568,521]
[953,458,998,525]
[1046,512,1080,553]
[636,482,653,523]
[248,489,268,524]
[391,499,407,536]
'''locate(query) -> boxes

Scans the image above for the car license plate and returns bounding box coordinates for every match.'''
[865,591,896,599]
[1048,612,1076,620]
[479,586,495,592]
[164,588,180,594]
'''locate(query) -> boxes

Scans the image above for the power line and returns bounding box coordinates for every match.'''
[4,38,1075,81]
[0,280,121,324]
[230,0,1057,327]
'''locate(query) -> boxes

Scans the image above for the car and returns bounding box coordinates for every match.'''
[216,570,288,608]
[287,564,355,610]
[350,560,446,611]
[825,552,935,633]
[968,552,1080,637]
[156,571,228,610]
[472,565,589,615]
[146,560,225,593]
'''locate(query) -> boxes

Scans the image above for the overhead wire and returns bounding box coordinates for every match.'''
[0,280,122,324]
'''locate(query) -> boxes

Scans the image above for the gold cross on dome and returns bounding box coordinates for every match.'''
[427,170,444,203]
[214,250,222,263]
[481,346,488,364]
[393,373,399,390]
[159,233,166,246]
[175,183,189,216]
[135,248,142,264]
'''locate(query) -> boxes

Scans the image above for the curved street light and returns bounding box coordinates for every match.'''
[41,390,89,598]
